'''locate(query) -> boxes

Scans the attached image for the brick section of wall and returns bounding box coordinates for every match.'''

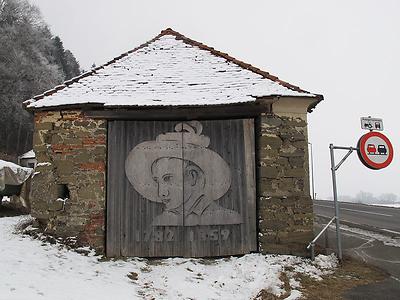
[31,110,106,253]
[257,114,313,256]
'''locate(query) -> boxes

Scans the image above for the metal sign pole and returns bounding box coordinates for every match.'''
[329,144,342,260]
[309,142,316,200]
[329,144,356,261]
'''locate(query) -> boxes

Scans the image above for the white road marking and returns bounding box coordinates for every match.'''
[340,229,372,242]
[339,230,400,263]
[340,207,393,217]
[316,200,399,209]
[314,204,393,217]
[356,251,400,264]
[382,229,400,235]
[392,276,400,283]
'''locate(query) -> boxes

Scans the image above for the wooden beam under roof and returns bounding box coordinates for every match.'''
[84,98,276,121]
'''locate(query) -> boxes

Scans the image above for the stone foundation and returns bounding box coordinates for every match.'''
[257,112,313,256]
[31,110,106,252]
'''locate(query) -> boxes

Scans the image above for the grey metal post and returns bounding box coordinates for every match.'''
[310,243,315,260]
[325,228,329,249]
[308,142,315,200]
[329,144,343,260]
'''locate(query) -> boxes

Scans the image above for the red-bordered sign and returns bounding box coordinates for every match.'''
[357,131,394,170]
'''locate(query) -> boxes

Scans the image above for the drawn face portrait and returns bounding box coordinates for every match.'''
[151,157,183,211]
[126,121,234,225]
[151,157,207,213]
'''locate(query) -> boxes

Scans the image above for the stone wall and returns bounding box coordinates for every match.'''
[257,112,313,256]
[31,110,106,252]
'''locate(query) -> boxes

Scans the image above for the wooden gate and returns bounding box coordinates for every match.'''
[107,119,256,257]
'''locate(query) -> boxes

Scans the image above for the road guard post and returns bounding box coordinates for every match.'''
[308,116,394,261]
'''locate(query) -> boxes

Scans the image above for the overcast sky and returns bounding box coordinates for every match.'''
[29,0,400,199]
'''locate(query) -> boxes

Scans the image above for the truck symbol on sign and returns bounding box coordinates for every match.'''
[377,145,387,155]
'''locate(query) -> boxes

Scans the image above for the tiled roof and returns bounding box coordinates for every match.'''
[25,28,323,110]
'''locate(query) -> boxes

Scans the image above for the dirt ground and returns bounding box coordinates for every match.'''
[256,255,388,300]
[0,204,26,217]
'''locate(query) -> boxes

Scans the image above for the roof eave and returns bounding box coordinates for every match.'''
[307,93,324,113]
[25,94,322,113]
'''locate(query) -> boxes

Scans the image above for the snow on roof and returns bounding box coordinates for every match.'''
[0,160,33,189]
[0,160,32,173]
[18,150,35,159]
[25,28,322,110]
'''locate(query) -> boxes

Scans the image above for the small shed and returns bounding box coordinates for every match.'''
[18,150,37,168]
[25,28,323,257]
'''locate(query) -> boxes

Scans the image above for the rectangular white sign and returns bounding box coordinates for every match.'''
[360,117,384,131]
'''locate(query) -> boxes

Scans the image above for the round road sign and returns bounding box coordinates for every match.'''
[357,131,394,170]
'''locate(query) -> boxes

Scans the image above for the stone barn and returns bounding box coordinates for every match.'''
[25,28,323,257]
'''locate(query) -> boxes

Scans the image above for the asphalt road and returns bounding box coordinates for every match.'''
[313,199,400,236]
[313,200,400,299]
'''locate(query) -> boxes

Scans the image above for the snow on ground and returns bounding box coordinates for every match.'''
[36,162,51,167]
[0,216,338,300]
[1,196,11,203]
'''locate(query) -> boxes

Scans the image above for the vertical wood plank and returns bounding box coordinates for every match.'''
[243,119,257,251]
[106,121,122,257]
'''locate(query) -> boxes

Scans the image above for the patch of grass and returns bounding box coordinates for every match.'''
[18,219,99,256]
[255,290,281,300]
[140,266,152,273]
[298,256,388,299]
[127,272,138,281]
[14,216,34,232]
[255,256,387,300]
[255,273,291,300]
